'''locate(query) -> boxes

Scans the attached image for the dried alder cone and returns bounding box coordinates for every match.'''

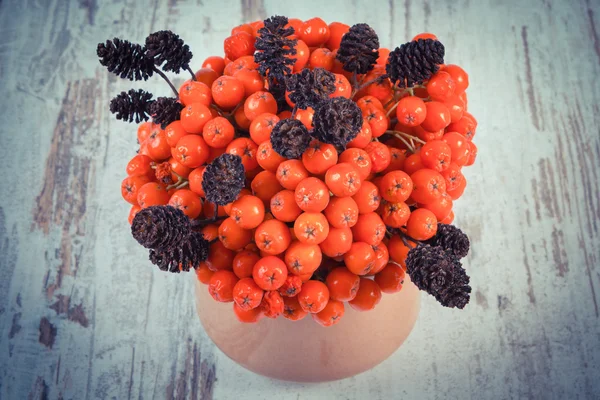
[107,16,478,324]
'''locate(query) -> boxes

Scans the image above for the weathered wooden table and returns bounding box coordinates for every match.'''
[0,0,599,398]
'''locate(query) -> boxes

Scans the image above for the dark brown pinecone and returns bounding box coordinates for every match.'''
[406,244,471,309]
[148,97,183,129]
[131,205,191,251]
[110,89,154,123]
[97,38,154,81]
[202,154,245,206]
[270,118,311,159]
[149,231,209,273]
[336,23,380,74]
[429,224,470,258]
[313,97,363,152]
[286,68,336,110]
[386,39,444,88]
[145,30,193,74]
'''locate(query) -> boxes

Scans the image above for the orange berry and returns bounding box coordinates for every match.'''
[388,235,415,268]
[323,196,359,229]
[202,116,235,148]
[406,208,438,240]
[294,106,314,129]
[137,182,170,208]
[290,39,310,72]
[233,277,264,310]
[283,296,308,321]
[233,250,260,279]
[338,148,372,180]
[347,123,373,149]
[256,140,286,172]
[352,181,381,214]
[370,242,390,275]
[230,195,265,229]
[326,267,360,302]
[251,170,283,206]
[252,255,288,291]
[244,91,277,121]
[344,242,376,276]
[218,217,252,250]
[294,177,330,212]
[233,67,264,95]
[319,226,353,258]
[205,240,235,271]
[294,212,329,245]
[410,168,446,204]
[212,76,245,110]
[380,201,411,228]
[196,263,214,284]
[349,277,382,311]
[301,140,338,175]
[224,31,255,61]
[312,299,345,327]
[208,270,239,302]
[168,189,202,219]
[201,56,225,74]
[299,17,330,47]
[325,162,362,197]
[179,80,212,107]
[195,67,220,87]
[309,48,335,71]
[351,212,386,246]
[297,280,330,313]
[173,134,210,168]
[271,190,303,222]
[276,159,309,190]
[254,219,292,255]
[226,137,258,171]
[165,120,188,147]
[284,240,322,276]
[326,22,350,50]
[180,102,213,134]
[330,73,352,99]
[233,302,263,323]
[375,263,406,293]
[249,113,279,144]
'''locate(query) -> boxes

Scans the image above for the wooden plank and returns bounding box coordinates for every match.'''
[0,0,598,398]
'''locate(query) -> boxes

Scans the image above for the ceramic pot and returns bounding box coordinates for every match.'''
[195,276,420,382]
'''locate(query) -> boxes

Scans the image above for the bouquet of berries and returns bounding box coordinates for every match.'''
[104,15,477,327]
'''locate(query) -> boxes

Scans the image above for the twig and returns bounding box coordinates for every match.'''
[153,67,179,98]
[185,66,196,81]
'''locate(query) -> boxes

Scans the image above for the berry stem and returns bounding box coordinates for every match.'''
[385,101,399,118]
[190,215,227,228]
[153,67,179,98]
[386,130,426,145]
[166,174,188,190]
[351,75,387,99]
[185,66,196,81]
[392,134,416,153]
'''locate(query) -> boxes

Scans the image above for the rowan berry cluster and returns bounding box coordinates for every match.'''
[105,15,477,326]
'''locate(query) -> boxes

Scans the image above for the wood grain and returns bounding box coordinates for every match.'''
[0,0,599,399]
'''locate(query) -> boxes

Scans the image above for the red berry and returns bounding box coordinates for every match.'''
[253,256,288,291]
[420,140,452,172]
[224,31,255,61]
[406,208,438,240]
[420,101,451,132]
[312,299,345,327]
[348,278,382,311]
[396,96,426,127]
[208,270,239,302]
[375,263,406,293]
[233,278,264,310]
[297,280,330,313]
